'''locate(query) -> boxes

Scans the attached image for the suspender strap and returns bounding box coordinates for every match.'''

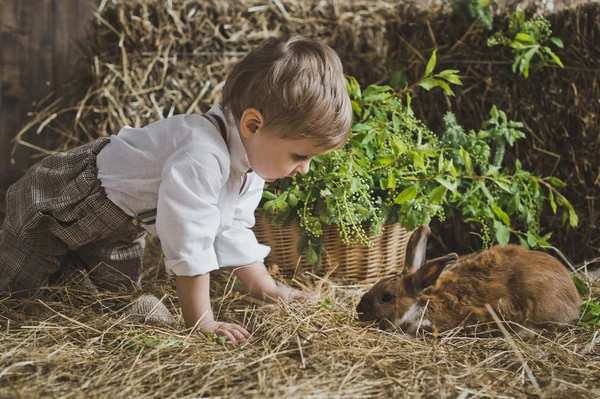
[202,113,227,143]
[203,112,248,193]
[133,112,233,226]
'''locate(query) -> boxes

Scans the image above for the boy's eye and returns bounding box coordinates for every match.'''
[293,154,309,161]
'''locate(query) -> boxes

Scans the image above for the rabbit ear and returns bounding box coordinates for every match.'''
[411,253,458,291]
[404,225,431,271]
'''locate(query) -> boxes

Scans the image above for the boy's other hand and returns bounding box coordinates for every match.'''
[234,261,316,303]
[264,281,315,303]
[199,320,251,342]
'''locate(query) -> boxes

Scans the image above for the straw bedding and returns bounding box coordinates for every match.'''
[2,1,600,397]
[0,242,599,398]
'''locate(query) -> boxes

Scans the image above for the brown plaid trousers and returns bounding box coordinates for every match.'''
[0,138,147,297]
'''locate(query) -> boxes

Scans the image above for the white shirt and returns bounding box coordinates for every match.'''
[96,104,271,276]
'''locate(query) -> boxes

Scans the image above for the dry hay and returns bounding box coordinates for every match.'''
[3,2,600,396]
[1,239,600,398]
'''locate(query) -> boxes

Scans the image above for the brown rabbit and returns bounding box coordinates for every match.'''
[356,225,581,335]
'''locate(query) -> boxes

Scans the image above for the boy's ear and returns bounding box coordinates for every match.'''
[239,108,265,138]
[410,253,458,291]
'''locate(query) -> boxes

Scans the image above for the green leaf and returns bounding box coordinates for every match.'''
[424,49,437,77]
[350,179,361,193]
[204,332,215,342]
[459,148,472,172]
[364,85,393,94]
[438,152,445,173]
[412,152,426,171]
[263,191,277,200]
[526,232,537,247]
[434,177,458,193]
[392,114,400,133]
[436,80,455,96]
[550,37,564,49]
[493,206,511,226]
[306,246,319,264]
[546,176,567,187]
[275,199,288,210]
[428,185,447,204]
[387,173,396,189]
[345,76,361,98]
[572,275,586,295]
[263,200,275,213]
[353,123,372,132]
[436,69,460,77]
[217,336,228,344]
[321,298,334,309]
[419,78,439,91]
[490,105,499,120]
[496,225,510,245]
[515,33,535,43]
[548,189,557,214]
[441,73,463,86]
[376,155,396,166]
[568,206,579,227]
[394,185,418,205]
[288,193,298,207]
[544,47,564,68]
[492,178,512,193]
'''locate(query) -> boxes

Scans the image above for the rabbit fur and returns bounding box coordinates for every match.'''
[356,225,581,335]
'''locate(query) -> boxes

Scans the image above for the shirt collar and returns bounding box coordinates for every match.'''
[207,103,251,175]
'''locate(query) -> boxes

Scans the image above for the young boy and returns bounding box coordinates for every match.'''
[0,36,352,341]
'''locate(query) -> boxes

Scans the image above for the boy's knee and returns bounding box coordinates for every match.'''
[0,232,61,298]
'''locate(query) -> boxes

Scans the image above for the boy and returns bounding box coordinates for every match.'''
[0,36,352,341]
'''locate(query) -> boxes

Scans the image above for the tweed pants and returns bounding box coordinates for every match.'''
[0,138,147,297]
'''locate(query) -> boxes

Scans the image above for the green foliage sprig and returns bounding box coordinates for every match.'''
[488,10,564,77]
[572,276,600,327]
[260,53,576,268]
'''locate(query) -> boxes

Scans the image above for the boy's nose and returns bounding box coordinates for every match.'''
[297,160,311,175]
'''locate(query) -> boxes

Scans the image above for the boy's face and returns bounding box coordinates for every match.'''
[238,108,330,182]
[244,133,326,182]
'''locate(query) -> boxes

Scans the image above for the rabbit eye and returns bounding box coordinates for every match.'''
[381,293,393,303]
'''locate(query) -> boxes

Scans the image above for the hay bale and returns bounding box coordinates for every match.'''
[123,294,175,325]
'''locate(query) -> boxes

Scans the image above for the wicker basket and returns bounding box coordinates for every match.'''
[252,212,411,284]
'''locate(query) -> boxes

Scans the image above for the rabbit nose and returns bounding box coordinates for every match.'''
[356,300,372,321]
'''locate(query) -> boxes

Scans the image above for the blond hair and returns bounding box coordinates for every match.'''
[221,36,352,149]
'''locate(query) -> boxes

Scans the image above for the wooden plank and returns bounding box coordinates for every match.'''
[0,0,99,190]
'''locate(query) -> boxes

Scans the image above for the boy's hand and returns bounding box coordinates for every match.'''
[233,262,315,302]
[176,274,252,342]
[199,320,250,342]
[266,281,314,303]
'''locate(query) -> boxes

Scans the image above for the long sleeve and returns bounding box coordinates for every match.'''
[156,144,225,276]
[214,172,271,267]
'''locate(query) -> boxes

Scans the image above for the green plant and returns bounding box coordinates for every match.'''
[487,10,564,78]
[259,52,576,268]
[451,0,495,30]
[572,276,600,327]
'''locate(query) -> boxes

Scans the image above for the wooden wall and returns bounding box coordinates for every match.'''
[0,0,100,190]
